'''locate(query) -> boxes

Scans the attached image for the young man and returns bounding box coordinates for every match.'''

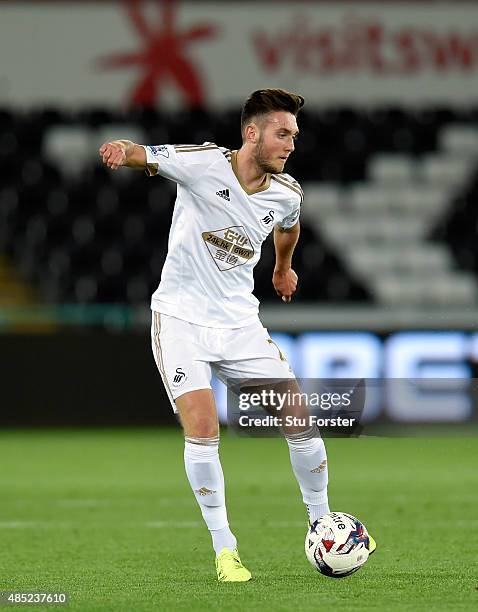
[100,89,374,581]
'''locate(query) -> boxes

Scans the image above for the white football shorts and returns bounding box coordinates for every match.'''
[150,311,294,413]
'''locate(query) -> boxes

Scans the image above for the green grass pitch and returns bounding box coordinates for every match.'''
[1,428,477,611]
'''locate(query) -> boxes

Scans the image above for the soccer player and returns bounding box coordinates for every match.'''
[99,89,374,581]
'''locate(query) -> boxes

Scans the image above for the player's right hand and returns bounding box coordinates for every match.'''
[99,142,126,170]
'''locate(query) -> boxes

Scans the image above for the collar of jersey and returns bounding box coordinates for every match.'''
[230,151,271,196]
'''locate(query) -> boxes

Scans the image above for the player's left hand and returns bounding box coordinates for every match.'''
[273,267,298,303]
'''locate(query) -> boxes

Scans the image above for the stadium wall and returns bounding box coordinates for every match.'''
[1,333,177,427]
[1,1,478,108]
[2,328,478,427]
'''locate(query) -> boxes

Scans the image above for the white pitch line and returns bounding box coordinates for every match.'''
[0,519,313,529]
[146,521,204,528]
[144,520,306,529]
[8,518,475,531]
[0,521,74,529]
[55,498,193,507]
[57,499,104,507]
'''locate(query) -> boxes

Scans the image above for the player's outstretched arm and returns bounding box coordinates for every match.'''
[273,222,300,303]
[99,140,146,170]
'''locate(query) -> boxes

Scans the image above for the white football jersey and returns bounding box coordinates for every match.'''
[142,142,303,328]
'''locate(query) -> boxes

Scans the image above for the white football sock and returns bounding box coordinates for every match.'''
[210,525,237,556]
[285,427,330,524]
[184,437,237,556]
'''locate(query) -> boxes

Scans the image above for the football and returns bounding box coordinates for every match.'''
[305,512,371,578]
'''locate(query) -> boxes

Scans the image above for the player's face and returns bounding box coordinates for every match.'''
[254,112,299,174]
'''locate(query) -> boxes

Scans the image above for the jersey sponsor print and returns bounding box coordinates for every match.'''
[202,226,254,271]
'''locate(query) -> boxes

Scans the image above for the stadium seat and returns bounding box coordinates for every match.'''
[43,126,91,178]
[439,125,478,157]
[368,155,416,185]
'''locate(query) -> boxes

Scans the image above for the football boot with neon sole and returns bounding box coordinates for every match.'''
[215,548,252,582]
[368,534,377,555]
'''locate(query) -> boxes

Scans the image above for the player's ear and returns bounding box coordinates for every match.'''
[245,123,258,144]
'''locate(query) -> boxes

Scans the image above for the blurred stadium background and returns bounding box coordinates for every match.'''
[2,2,478,610]
[2,0,478,426]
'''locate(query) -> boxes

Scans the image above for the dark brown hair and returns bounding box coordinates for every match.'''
[241,88,305,137]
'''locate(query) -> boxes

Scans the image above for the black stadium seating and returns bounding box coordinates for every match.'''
[1,106,478,305]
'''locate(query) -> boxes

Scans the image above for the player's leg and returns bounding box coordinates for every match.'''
[150,312,251,580]
[283,420,330,525]
[175,389,237,555]
[175,390,251,581]
[217,323,330,524]
[252,379,330,525]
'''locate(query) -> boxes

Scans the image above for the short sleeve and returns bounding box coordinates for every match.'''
[141,143,216,185]
[277,199,301,230]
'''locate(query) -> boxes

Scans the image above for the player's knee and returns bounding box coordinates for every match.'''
[186,418,218,439]
[196,424,219,439]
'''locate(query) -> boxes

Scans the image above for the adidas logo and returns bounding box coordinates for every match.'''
[216,188,230,201]
[310,460,327,473]
[195,487,216,496]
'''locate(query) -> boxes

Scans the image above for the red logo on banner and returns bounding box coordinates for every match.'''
[252,14,478,75]
[96,0,218,107]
